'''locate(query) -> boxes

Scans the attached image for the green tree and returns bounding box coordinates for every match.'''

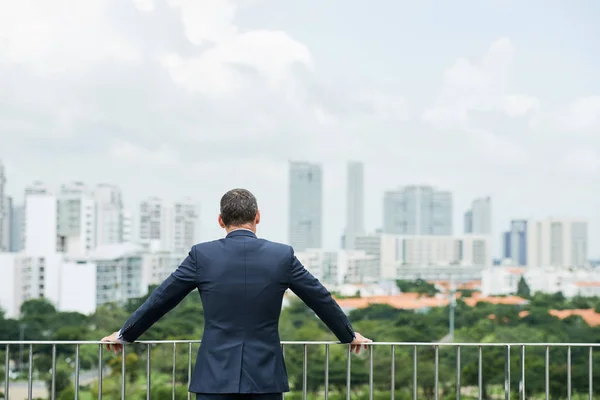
[516,276,531,298]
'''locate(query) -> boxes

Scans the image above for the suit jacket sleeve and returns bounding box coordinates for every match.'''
[288,247,355,343]
[118,248,199,343]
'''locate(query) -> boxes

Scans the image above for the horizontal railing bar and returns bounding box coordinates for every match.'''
[1,340,600,347]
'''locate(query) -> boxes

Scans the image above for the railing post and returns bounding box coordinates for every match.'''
[75,344,80,400]
[188,342,192,400]
[4,344,9,400]
[478,345,483,400]
[98,344,103,400]
[504,345,510,400]
[346,345,351,400]
[302,344,307,400]
[390,345,395,400]
[121,346,126,400]
[146,344,151,400]
[519,345,525,400]
[434,345,439,400]
[172,343,177,400]
[456,345,461,400]
[567,345,572,400]
[324,344,329,400]
[51,344,56,400]
[368,345,374,400]
[413,345,417,400]
[27,344,33,400]
[545,345,549,400]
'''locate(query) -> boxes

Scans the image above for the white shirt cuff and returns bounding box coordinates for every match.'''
[116,329,131,344]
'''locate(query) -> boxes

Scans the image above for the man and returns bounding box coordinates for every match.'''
[102,189,371,399]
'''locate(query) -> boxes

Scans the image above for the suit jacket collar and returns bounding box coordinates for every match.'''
[226,229,257,238]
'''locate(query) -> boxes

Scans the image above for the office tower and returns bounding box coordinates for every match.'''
[1,196,12,252]
[9,204,23,252]
[173,199,200,254]
[383,185,452,235]
[139,197,169,250]
[464,197,491,234]
[345,161,365,250]
[526,219,588,268]
[24,183,57,255]
[289,161,322,251]
[95,184,124,246]
[57,182,97,255]
[0,161,6,251]
[122,210,133,243]
[503,220,527,266]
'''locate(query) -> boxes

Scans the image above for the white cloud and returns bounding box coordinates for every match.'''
[423,38,539,128]
[560,148,599,174]
[0,0,140,73]
[109,141,180,167]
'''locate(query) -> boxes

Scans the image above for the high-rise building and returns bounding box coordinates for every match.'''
[123,210,134,243]
[1,196,11,252]
[95,184,124,246]
[57,182,97,256]
[23,183,57,256]
[383,185,452,235]
[0,161,7,251]
[173,199,200,254]
[9,203,23,252]
[502,220,528,266]
[344,162,365,250]
[526,218,588,268]
[139,197,199,253]
[464,197,491,234]
[139,197,169,250]
[289,161,322,251]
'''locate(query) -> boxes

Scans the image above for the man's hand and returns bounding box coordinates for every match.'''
[350,332,372,354]
[101,332,123,354]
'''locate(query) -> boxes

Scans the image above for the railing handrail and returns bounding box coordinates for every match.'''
[1,340,600,347]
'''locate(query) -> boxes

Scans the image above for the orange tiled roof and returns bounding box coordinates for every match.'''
[491,308,600,327]
[574,281,600,287]
[334,291,527,311]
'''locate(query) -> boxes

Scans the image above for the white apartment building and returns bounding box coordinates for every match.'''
[345,161,365,250]
[0,252,97,318]
[95,184,124,246]
[481,266,600,298]
[295,249,378,284]
[142,250,181,288]
[173,199,200,254]
[526,218,588,268]
[383,185,453,235]
[288,161,323,251]
[355,233,492,280]
[138,197,199,254]
[123,210,134,243]
[295,249,340,284]
[0,161,7,251]
[464,197,492,234]
[89,243,145,307]
[57,182,97,256]
[24,187,57,256]
[0,252,18,317]
[1,196,11,252]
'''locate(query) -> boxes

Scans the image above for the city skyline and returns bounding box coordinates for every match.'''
[0,158,596,261]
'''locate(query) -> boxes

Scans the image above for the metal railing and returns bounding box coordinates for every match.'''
[1,341,598,400]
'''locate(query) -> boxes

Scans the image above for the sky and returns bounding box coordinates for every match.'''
[1,0,599,257]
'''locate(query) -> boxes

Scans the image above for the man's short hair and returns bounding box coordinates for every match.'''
[220,189,258,227]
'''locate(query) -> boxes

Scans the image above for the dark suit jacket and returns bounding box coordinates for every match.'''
[119,229,355,394]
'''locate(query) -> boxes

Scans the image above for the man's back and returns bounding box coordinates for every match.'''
[102,189,370,399]
[193,230,293,393]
